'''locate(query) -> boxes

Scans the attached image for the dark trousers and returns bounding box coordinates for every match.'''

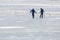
[32,13,34,18]
[40,13,43,18]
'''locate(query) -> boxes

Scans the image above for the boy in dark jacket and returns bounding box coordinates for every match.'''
[30,8,37,18]
[40,8,44,18]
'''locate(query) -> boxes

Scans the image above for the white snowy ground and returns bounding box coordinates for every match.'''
[0,0,60,40]
[0,12,60,40]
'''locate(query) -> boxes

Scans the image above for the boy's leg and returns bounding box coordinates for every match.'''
[32,14,34,18]
[33,15,34,18]
[41,14,43,18]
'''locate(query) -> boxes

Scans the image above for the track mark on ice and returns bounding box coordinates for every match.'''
[16,21,24,23]
[0,26,25,29]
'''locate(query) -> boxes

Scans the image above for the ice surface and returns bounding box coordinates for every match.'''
[0,0,60,40]
[0,13,60,40]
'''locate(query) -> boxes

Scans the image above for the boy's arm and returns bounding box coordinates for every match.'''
[35,11,37,14]
[43,9,44,12]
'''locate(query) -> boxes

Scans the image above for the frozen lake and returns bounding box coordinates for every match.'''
[0,13,60,40]
[0,0,60,40]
